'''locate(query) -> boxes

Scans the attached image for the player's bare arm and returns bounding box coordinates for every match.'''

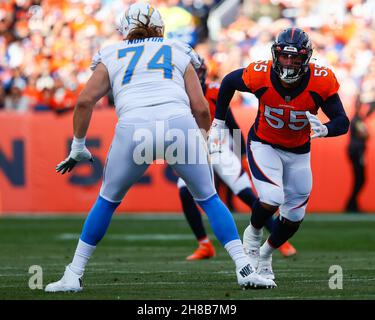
[184,63,211,133]
[56,63,111,174]
[74,63,111,138]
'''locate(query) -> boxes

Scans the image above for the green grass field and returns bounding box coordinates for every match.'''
[0,213,374,300]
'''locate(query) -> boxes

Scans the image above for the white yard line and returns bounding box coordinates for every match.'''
[57,233,195,241]
[2,213,375,222]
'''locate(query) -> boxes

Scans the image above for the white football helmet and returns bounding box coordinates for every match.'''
[118,2,164,38]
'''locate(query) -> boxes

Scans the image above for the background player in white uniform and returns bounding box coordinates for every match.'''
[45,2,275,292]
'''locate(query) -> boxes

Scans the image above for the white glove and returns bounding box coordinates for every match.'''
[56,137,93,174]
[69,138,92,162]
[306,111,328,138]
[208,118,226,154]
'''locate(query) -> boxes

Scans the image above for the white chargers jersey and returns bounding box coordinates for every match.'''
[91,37,201,121]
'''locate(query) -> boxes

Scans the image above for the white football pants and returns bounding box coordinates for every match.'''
[100,113,216,203]
[247,140,312,222]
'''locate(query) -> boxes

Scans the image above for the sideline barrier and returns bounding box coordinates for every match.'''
[0,109,374,213]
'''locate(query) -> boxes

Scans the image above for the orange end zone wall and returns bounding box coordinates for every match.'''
[0,109,374,214]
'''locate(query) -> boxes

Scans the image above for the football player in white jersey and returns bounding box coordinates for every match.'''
[45,2,275,292]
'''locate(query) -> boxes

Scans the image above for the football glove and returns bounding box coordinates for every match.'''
[56,137,93,174]
[306,111,328,138]
[208,118,226,154]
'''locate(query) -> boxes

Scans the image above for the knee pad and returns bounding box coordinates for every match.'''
[281,194,310,222]
[292,168,313,195]
[259,187,284,207]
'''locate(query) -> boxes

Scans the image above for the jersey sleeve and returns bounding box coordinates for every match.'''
[242,63,255,92]
[324,69,340,99]
[90,46,112,71]
[311,64,340,100]
[170,39,201,69]
[241,61,271,93]
[90,50,102,71]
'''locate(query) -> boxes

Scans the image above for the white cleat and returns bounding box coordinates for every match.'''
[257,255,275,280]
[45,265,83,293]
[236,263,276,289]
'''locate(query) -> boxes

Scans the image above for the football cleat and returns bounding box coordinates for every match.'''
[236,263,276,289]
[45,265,83,293]
[278,241,297,257]
[257,255,275,280]
[186,241,216,260]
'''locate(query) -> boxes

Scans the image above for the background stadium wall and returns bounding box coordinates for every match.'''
[0,109,374,213]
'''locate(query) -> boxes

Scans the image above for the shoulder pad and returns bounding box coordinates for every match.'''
[170,39,201,68]
[309,63,340,99]
[90,51,102,71]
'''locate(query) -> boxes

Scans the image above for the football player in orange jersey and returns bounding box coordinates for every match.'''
[209,28,349,282]
[179,59,297,261]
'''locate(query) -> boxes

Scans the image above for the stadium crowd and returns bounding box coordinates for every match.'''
[0,0,374,115]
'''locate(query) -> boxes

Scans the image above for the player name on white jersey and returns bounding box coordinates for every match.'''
[91,38,200,121]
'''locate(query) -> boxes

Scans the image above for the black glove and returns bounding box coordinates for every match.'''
[56,156,93,175]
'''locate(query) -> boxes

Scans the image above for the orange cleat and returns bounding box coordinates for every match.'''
[278,242,297,257]
[186,241,216,260]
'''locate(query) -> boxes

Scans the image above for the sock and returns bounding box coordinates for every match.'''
[198,236,209,244]
[268,216,302,248]
[264,215,275,233]
[70,239,96,275]
[224,239,249,269]
[196,194,240,246]
[244,224,263,242]
[250,199,278,229]
[179,186,207,241]
[260,239,275,258]
[237,188,257,209]
[80,195,121,246]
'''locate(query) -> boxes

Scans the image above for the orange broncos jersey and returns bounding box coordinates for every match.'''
[242,60,340,150]
[204,82,220,121]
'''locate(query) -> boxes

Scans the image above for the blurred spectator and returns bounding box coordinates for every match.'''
[4,79,29,112]
[359,57,375,117]
[345,100,370,213]
[180,0,216,42]
[0,83,5,110]
[345,54,374,213]
[159,0,198,46]
[0,0,373,115]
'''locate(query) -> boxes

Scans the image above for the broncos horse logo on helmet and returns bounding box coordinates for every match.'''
[271,27,313,84]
